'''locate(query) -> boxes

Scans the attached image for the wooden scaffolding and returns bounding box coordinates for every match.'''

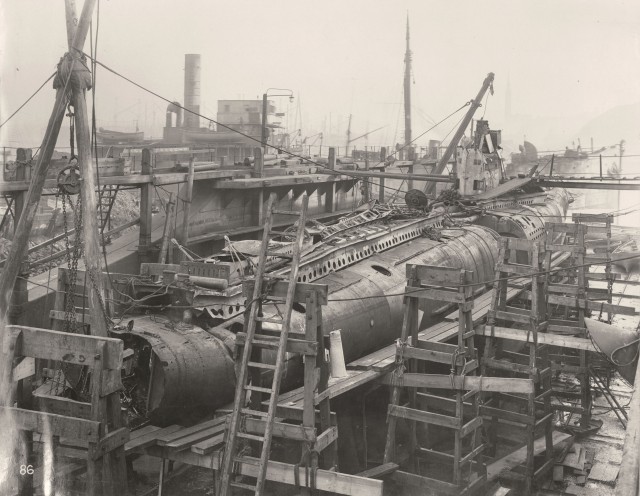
[481,237,554,494]
[0,325,128,496]
[383,263,486,494]
[543,216,634,432]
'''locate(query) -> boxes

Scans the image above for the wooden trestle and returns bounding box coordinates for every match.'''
[481,237,555,494]
[0,325,128,496]
[382,264,487,494]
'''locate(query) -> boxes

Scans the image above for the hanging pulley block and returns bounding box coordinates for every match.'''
[58,164,81,195]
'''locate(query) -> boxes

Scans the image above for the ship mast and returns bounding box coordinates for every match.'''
[403,15,412,148]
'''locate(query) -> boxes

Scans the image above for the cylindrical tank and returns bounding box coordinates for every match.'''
[183,54,201,129]
[127,316,235,424]
[239,226,500,392]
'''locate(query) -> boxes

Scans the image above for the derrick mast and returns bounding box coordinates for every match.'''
[404,16,412,147]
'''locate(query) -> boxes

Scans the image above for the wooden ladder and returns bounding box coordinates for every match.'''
[98,184,119,234]
[481,237,554,495]
[382,264,486,495]
[219,192,309,496]
[573,213,614,323]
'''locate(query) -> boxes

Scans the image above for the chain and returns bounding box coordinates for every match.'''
[61,190,83,333]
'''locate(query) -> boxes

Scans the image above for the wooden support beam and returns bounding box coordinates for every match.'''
[0,406,100,442]
[478,325,597,351]
[72,62,107,337]
[380,372,534,394]
[4,325,123,369]
[178,157,195,259]
[146,447,383,496]
[138,148,153,263]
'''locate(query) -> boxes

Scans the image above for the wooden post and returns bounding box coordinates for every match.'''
[599,155,603,179]
[0,0,97,326]
[73,82,108,338]
[407,147,414,191]
[138,148,153,263]
[253,146,264,178]
[158,193,175,264]
[379,176,385,203]
[363,146,370,203]
[178,157,195,261]
[549,154,555,177]
[326,147,336,213]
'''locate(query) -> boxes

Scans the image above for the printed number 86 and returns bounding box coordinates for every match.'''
[20,465,34,475]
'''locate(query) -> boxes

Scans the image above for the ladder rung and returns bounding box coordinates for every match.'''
[230,481,257,491]
[237,432,265,442]
[252,339,279,350]
[245,385,273,394]
[256,316,283,324]
[241,408,269,418]
[273,210,300,216]
[248,361,276,370]
[234,456,261,466]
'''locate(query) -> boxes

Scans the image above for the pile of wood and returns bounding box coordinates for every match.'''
[552,442,619,492]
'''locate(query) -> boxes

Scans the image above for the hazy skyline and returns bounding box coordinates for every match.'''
[1,0,639,152]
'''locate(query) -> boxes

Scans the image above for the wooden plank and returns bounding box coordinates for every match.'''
[3,325,123,369]
[388,404,461,429]
[540,293,637,315]
[348,345,394,370]
[392,470,464,495]
[13,357,35,381]
[245,418,316,441]
[91,427,129,460]
[125,425,181,453]
[190,433,225,455]
[496,262,535,276]
[165,424,227,450]
[34,394,92,419]
[380,373,534,394]
[477,326,596,352]
[407,264,470,285]
[157,417,227,446]
[315,426,339,452]
[356,463,399,479]
[588,462,619,482]
[404,287,466,304]
[480,405,535,425]
[1,406,100,442]
[460,417,483,437]
[243,279,328,305]
[147,446,384,496]
[486,431,572,481]
[399,346,464,366]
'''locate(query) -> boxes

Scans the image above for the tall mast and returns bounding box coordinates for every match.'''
[403,15,412,147]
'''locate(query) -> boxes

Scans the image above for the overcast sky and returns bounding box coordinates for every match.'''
[1,0,639,151]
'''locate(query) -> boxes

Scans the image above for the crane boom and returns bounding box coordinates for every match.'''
[424,72,495,195]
